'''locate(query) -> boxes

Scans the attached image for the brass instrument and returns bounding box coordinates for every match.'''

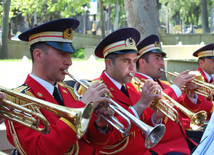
[63,70,166,149]
[0,86,94,139]
[130,73,207,131]
[161,69,213,101]
[129,73,179,123]
[158,69,207,130]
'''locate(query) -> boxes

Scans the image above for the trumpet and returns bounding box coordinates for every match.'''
[161,69,214,101]
[129,73,179,123]
[63,70,166,149]
[130,73,207,131]
[0,86,93,139]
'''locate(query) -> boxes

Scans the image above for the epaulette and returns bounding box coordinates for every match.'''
[131,78,141,93]
[58,81,78,101]
[5,84,36,111]
[160,80,171,86]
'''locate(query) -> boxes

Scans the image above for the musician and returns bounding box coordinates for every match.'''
[192,44,214,118]
[81,28,163,155]
[135,34,199,155]
[4,18,115,155]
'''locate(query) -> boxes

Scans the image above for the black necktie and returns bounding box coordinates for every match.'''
[53,87,64,106]
[121,85,129,97]
[210,78,213,83]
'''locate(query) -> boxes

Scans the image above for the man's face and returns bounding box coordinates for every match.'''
[143,53,164,79]
[42,46,72,85]
[107,53,138,84]
[199,58,214,76]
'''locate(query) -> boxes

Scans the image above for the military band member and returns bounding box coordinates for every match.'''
[135,34,199,154]
[5,18,114,155]
[87,28,163,155]
[192,43,214,118]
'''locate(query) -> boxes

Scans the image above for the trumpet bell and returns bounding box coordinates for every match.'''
[76,102,94,139]
[145,124,166,149]
[0,86,94,139]
[190,110,207,131]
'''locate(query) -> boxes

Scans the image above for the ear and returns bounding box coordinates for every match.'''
[139,58,147,68]
[105,59,113,71]
[198,59,203,66]
[33,49,44,63]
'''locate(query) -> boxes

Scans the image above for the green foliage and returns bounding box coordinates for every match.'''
[71,48,85,59]
[5,0,90,28]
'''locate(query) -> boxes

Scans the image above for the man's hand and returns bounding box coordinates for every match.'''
[152,99,174,124]
[133,79,163,116]
[81,82,111,110]
[183,82,198,98]
[94,102,114,128]
[173,70,195,89]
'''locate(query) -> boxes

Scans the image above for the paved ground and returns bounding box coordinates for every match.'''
[0,60,105,89]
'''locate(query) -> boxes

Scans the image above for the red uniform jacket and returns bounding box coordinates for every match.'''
[135,72,198,155]
[94,71,152,155]
[195,67,214,119]
[5,75,113,155]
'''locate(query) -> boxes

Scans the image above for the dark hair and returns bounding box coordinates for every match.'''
[198,57,206,65]
[105,53,120,64]
[30,42,50,63]
[136,52,150,70]
[104,53,120,70]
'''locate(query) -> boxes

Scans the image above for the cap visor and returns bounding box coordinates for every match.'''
[46,42,76,53]
[114,50,139,55]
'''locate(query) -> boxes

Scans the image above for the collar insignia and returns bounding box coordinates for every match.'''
[37,92,43,97]
[63,90,68,93]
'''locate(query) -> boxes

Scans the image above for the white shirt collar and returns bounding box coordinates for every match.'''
[29,73,58,96]
[104,71,125,90]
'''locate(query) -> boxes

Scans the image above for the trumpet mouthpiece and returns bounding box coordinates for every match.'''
[63,70,68,74]
[160,69,165,72]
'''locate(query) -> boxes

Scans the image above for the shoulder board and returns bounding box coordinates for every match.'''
[12,84,30,93]
[59,81,78,101]
[160,80,171,86]
[131,79,141,93]
[6,84,36,110]
[92,79,104,84]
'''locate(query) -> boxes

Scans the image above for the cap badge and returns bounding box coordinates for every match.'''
[63,28,73,39]
[125,38,136,48]
[154,41,159,47]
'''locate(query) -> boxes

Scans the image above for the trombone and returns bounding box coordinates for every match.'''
[161,69,214,101]
[129,73,207,131]
[63,70,166,149]
[0,86,93,139]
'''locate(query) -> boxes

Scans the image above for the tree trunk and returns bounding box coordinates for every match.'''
[210,5,213,32]
[114,1,120,31]
[1,0,11,59]
[99,0,105,39]
[201,0,210,33]
[124,0,159,39]
[124,0,167,80]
